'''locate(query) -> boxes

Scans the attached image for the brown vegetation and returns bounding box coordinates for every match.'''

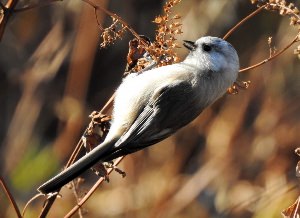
[0,0,299,217]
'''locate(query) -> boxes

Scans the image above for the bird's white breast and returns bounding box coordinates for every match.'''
[105,64,195,140]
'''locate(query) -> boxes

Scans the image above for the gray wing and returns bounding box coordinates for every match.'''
[38,80,203,193]
[103,79,203,161]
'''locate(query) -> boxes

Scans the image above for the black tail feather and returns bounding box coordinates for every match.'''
[38,140,114,194]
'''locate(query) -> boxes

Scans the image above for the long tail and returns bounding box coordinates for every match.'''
[38,140,115,194]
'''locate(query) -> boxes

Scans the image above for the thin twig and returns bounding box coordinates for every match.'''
[292,196,300,218]
[65,93,116,168]
[239,34,299,73]
[71,180,84,218]
[22,193,44,217]
[223,4,267,40]
[99,93,116,114]
[38,194,58,218]
[0,176,22,218]
[64,156,125,218]
[0,0,19,40]
[94,7,104,31]
[36,1,118,216]
[81,0,148,47]
[66,140,85,168]
[223,2,300,73]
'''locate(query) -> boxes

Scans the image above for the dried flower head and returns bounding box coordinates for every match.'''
[99,17,127,48]
[93,0,183,72]
[249,0,300,63]
[123,0,183,73]
[146,0,183,66]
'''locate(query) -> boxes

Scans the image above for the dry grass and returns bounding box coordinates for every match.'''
[0,0,299,217]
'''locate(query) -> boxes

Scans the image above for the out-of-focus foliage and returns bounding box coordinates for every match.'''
[0,0,299,217]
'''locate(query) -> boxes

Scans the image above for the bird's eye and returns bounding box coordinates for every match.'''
[202,43,212,52]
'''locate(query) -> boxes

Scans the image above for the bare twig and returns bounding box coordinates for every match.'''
[0,176,22,218]
[292,197,300,218]
[22,193,44,217]
[48,94,117,218]
[81,0,148,46]
[64,156,125,218]
[71,180,85,218]
[224,1,300,73]
[37,2,111,217]
[0,0,19,40]
[239,34,299,72]
[223,4,267,40]
[65,92,116,169]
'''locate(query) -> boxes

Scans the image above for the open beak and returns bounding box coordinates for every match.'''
[183,40,196,51]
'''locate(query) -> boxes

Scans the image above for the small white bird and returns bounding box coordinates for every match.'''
[38,36,239,194]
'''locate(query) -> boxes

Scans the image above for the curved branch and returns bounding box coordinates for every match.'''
[81,0,148,46]
[223,4,267,40]
[22,193,44,217]
[224,2,300,73]
[239,32,299,73]
[0,176,22,218]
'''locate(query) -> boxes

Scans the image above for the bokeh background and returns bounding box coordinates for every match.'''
[0,0,300,217]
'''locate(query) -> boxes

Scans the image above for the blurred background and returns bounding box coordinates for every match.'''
[0,0,300,217]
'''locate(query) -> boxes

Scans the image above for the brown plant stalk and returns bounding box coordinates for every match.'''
[0,0,19,40]
[239,34,299,72]
[0,176,22,218]
[5,0,298,216]
[64,156,125,218]
[224,1,300,73]
[223,4,267,40]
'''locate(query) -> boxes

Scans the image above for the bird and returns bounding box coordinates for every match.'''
[38,36,239,194]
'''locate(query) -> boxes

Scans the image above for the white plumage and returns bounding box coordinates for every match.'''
[38,36,239,194]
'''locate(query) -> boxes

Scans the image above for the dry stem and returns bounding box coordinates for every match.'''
[64,156,125,218]
[1,0,298,216]
[239,34,299,72]
[223,4,267,40]
[0,176,22,218]
[223,1,300,73]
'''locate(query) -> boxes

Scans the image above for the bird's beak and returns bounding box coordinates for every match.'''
[183,40,196,51]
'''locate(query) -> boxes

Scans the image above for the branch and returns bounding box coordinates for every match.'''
[0,0,62,40]
[0,176,22,218]
[223,4,267,40]
[0,0,19,41]
[22,193,44,217]
[81,0,148,47]
[224,1,300,73]
[64,156,125,218]
[239,34,299,72]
